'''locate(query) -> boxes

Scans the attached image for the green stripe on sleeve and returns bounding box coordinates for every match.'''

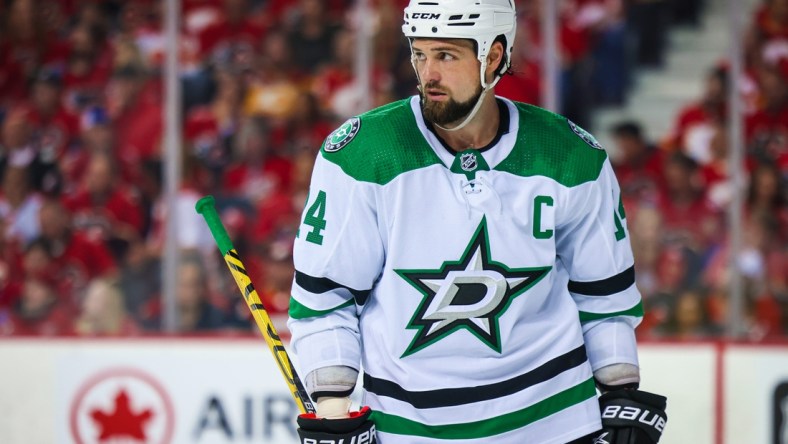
[369,378,596,439]
[578,301,644,323]
[288,298,355,320]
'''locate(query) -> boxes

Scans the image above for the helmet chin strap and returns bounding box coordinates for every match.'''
[434,83,492,132]
[414,55,504,132]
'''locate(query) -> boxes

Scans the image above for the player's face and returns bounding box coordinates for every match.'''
[411,39,483,126]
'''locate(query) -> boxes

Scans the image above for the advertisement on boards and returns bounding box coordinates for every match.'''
[1,339,787,444]
[56,341,302,444]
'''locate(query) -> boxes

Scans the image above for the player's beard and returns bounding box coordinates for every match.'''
[420,81,484,127]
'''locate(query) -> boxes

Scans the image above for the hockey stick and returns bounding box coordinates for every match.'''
[196,195,316,415]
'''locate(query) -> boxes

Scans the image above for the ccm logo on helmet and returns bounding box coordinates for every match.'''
[411,12,440,19]
[601,405,666,433]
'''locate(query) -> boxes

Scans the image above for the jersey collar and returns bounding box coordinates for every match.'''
[409,95,520,170]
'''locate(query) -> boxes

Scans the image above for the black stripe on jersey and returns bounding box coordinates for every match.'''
[363,345,587,409]
[295,271,372,306]
[568,265,635,296]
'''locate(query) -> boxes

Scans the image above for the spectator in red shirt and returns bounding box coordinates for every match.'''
[196,0,266,67]
[22,237,53,282]
[753,0,788,42]
[0,234,53,315]
[61,23,114,112]
[64,152,144,260]
[698,122,740,210]
[108,65,163,179]
[0,238,57,314]
[609,120,665,204]
[62,106,117,192]
[666,65,728,165]
[746,62,788,154]
[659,152,723,252]
[4,276,72,336]
[37,198,116,305]
[310,28,394,118]
[223,118,292,205]
[0,0,50,103]
[27,70,80,166]
[656,245,702,295]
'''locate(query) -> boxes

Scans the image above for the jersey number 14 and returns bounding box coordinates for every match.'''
[299,190,327,245]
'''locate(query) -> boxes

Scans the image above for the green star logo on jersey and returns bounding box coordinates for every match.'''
[324,117,361,152]
[396,217,552,358]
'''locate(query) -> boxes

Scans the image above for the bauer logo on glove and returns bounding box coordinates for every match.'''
[601,404,667,433]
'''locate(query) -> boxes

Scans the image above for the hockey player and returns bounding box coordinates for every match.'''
[289,0,667,442]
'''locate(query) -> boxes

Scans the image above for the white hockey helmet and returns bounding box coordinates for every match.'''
[402,0,516,88]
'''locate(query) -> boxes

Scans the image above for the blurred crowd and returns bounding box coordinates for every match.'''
[0,0,784,340]
[611,0,788,341]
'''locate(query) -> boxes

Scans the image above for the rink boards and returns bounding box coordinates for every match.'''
[0,338,785,444]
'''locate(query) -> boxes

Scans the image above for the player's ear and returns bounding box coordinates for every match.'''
[486,41,504,80]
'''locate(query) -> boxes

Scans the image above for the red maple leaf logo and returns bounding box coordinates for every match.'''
[89,388,153,441]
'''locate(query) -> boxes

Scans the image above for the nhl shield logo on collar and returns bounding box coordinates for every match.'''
[451,149,490,180]
[460,152,478,171]
[324,117,361,152]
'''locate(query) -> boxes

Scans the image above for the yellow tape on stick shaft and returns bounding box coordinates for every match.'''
[196,195,315,414]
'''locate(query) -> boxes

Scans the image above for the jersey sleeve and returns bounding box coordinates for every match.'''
[287,150,385,380]
[556,158,643,372]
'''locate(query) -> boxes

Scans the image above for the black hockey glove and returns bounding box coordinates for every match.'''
[591,389,667,444]
[297,406,377,444]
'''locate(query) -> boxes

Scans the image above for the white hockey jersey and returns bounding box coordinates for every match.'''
[288,96,643,443]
